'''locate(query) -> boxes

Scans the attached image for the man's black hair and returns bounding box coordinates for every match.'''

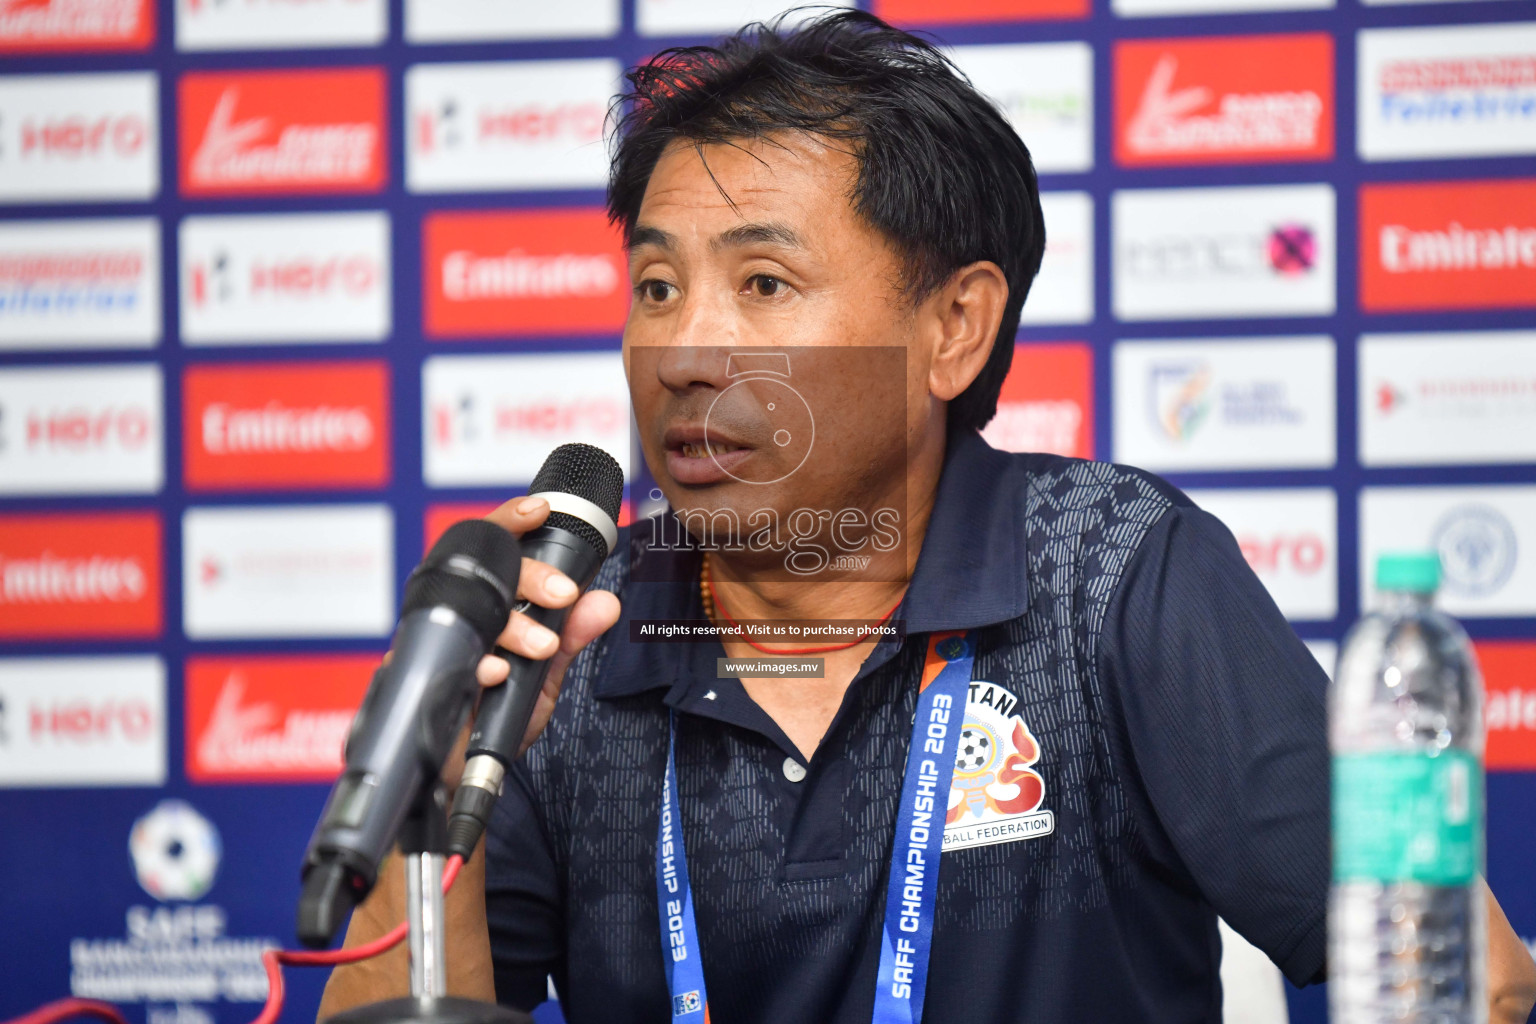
[606,7,1047,434]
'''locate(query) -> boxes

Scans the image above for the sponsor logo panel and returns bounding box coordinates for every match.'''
[1113,335,1336,471]
[1114,0,1332,15]
[423,352,631,486]
[178,67,385,196]
[0,71,157,203]
[1022,191,1094,325]
[1477,641,1536,771]
[1360,179,1536,312]
[71,800,278,1005]
[949,43,1093,174]
[405,0,618,43]
[0,0,153,52]
[1361,331,1536,467]
[185,654,378,783]
[873,0,1087,25]
[1359,23,1536,162]
[1186,487,1338,619]
[1113,184,1336,321]
[423,208,626,338]
[183,504,393,639]
[638,0,852,36]
[1359,485,1536,618]
[183,361,389,491]
[0,656,165,787]
[0,218,160,350]
[1115,33,1333,166]
[406,60,618,193]
[0,511,162,639]
[176,0,385,51]
[982,342,1093,460]
[179,211,390,346]
[0,363,162,495]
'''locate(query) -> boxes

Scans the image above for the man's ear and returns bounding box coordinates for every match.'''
[925,260,1009,404]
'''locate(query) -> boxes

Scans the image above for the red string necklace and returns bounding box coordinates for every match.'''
[700,554,903,655]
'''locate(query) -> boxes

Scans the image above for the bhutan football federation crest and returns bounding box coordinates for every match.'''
[942,681,1056,852]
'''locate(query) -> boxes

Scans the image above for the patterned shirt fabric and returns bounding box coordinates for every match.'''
[483,429,1330,1023]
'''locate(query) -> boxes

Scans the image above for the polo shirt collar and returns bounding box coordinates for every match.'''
[593,429,1031,701]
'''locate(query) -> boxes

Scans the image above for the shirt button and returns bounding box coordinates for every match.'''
[782,757,807,783]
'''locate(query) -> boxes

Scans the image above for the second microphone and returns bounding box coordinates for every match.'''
[447,442,625,860]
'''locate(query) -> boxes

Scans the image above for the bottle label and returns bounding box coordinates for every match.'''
[1333,750,1482,885]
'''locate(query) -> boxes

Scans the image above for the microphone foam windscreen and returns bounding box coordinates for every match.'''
[403,520,522,644]
[530,443,624,523]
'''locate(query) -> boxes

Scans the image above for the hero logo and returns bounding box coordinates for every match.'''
[406,59,618,193]
[16,110,146,159]
[189,249,377,306]
[423,352,630,486]
[1117,34,1333,165]
[0,72,158,202]
[424,209,626,337]
[1361,180,1536,312]
[414,97,604,152]
[0,656,166,787]
[1188,487,1337,619]
[0,0,153,52]
[180,212,390,345]
[0,364,162,494]
[1360,24,1536,162]
[179,68,385,196]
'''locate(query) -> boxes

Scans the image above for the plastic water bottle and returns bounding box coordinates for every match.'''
[1329,552,1486,1023]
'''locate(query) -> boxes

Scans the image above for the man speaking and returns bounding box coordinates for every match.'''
[321,10,1536,1023]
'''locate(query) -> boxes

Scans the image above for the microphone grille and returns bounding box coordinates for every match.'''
[529,443,625,522]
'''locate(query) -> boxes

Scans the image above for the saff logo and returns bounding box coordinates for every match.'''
[672,991,701,1016]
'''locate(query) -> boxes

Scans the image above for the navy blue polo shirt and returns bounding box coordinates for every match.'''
[483,430,1330,1023]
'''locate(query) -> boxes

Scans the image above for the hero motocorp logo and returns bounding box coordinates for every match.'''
[1434,504,1518,598]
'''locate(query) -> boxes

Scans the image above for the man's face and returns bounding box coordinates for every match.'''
[623,134,928,572]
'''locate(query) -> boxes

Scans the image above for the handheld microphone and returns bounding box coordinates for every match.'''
[296,519,522,949]
[447,443,624,861]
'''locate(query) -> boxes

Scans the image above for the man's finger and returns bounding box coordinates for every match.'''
[483,495,550,537]
[475,654,510,688]
[517,557,578,610]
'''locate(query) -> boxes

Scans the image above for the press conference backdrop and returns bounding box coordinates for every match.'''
[0,0,1533,1021]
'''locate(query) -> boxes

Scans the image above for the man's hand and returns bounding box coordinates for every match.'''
[319,495,621,1018]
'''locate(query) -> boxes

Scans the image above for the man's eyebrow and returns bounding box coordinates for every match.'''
[627,225,675,251]
[711,222,802,252]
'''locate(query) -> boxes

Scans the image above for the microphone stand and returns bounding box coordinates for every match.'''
[323,782,532,1024]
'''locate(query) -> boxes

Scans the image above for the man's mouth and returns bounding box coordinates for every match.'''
[678,440,747,460]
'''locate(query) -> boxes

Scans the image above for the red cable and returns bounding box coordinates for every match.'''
[3,1000,129,1024]
[2,855,465,1024]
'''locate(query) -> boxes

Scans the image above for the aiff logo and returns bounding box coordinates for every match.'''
[1150,362,1213,442]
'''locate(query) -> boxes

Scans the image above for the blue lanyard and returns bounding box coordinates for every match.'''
[655,631,977,1024]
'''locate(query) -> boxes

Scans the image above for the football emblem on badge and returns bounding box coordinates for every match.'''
[942,682,1055,852]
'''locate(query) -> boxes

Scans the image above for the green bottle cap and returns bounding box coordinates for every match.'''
[1375,552,1441,594]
